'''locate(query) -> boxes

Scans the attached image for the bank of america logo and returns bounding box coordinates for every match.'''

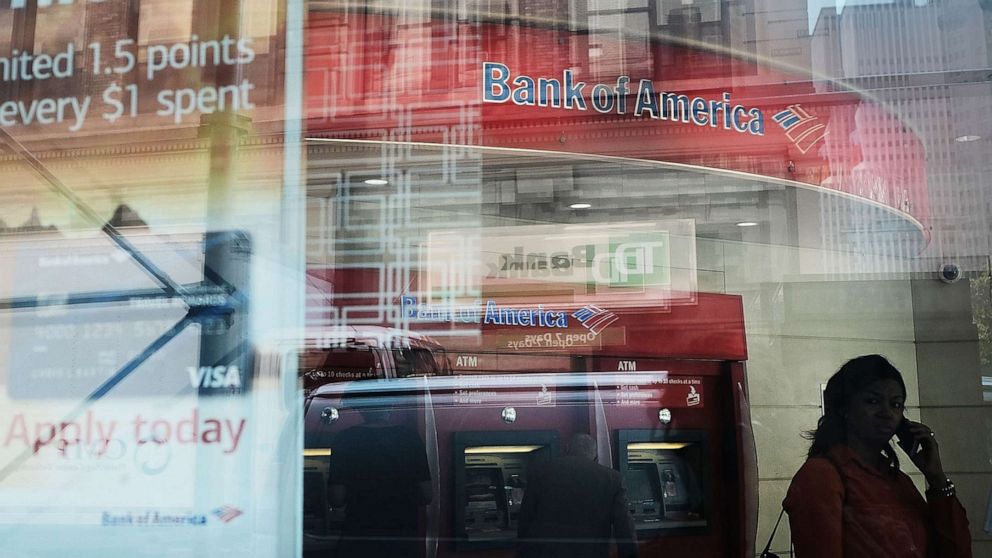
[572,305,618,335]
[212,506,243,523]
[773,104,826,154]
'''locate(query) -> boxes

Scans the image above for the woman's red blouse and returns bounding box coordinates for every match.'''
[783,446,971,557]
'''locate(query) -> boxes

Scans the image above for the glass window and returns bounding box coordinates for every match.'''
[0,0,990,556]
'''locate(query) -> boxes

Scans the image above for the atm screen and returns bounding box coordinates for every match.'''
[466,467,503,497]
[302,448,343,554]
[462,449,538,539]
[627,465,661,503]
[464,467,506,533]
[454,432,558,549]
[621,435,707,531]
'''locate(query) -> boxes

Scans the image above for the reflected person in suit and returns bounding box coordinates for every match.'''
[328,402,432,558]
[517,434,638,558]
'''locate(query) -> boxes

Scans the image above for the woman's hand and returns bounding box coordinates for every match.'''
[901,420,945,486]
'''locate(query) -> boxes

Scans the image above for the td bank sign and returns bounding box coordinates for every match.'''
[490,232,670,288]
[425,221,697,298]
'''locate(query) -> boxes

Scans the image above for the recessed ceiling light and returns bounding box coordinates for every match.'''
[954,135,981,143]
[736,222,758,227]
[364,178,389,185]
[569,203,592,209]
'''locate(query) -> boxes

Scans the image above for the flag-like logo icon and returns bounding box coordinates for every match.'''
[773,104,827,154]
[212,506,243,523]
[572,305,619,335]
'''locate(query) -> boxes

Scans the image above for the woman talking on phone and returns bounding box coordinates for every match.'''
[783,354,971,557]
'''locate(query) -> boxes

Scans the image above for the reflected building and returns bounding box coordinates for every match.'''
[811,0,992,274]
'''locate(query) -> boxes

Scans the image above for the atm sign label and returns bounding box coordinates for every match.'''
[456,355,479,367]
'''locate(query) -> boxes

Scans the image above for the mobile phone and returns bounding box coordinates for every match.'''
[895,419,920,457]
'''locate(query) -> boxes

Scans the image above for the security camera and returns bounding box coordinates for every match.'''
[938,263,961,284]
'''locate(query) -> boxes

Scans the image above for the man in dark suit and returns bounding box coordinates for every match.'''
[328,404,432,558]
[517,434,638,558]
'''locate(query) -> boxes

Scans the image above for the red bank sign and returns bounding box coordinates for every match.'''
[306,11,929,236]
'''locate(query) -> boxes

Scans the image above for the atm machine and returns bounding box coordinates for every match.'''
[302,292,756,557]
[578,367,752,553]
[434,293,753,556]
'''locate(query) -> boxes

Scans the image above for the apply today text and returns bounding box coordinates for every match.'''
[3,409,247,455]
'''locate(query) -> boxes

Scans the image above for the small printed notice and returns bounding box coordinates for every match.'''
[449,375,557,407]
[613,376,704,408]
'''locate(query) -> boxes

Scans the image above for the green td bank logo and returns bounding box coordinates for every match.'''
[591,232,670,288]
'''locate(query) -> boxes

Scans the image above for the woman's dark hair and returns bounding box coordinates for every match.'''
[806,354,906,469]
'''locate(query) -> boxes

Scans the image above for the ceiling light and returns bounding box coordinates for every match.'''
[364,178,388,185]
[736,222,758,227]
[954,135,981,143]
[569,203,592,209]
